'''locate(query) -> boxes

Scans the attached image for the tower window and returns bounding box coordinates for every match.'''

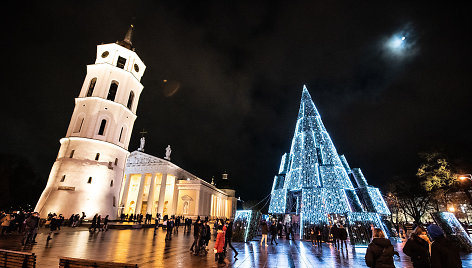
[117,56,127,69]
[98,119,107,135]
[107,81,118,101]
[87,177,92,184]
[69,150,75,158]
[95,153,100,161]
[110,180,114,187]
[60,175,66,182]
[73,117,84,133]
[114,158,118,165]
[119,127,124,143]
[113,196,116,207]
[86,78,97,97]
[127,91,134,109]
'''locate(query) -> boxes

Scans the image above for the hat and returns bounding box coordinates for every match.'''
[427,224,444,240]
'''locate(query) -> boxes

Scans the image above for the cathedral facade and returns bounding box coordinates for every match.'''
[120,150,236,220]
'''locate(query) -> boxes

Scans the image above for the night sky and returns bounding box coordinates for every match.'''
[2,1,471,203]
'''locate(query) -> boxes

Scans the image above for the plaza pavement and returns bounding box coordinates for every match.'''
[0,226,471,267]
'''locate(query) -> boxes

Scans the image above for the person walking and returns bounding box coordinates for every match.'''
[427,224,462,268]
[277,221,283,238]
[102,215,109,231]
[310,227,316,246]
[96,215,101,232]
[224,220,239,258]
[165,217,174,240]
[330,223,339,249]
[47,214,59,241]
[365,228,398,267]
[153,215,160,236]
[214,225,226,264]
[260,220,269,246]
[23,212,40,245]
[204,221,211,249]
[403,226,431,268]
[0,213,12,235]
[270,221,278,245]
[190,219,200,252]
[89,214,97,232]
[338,224,348,250]
[315,226,323,247]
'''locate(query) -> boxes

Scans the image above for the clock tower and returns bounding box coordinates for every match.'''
[35,26,146,219]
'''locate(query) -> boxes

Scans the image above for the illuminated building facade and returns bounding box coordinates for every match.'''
[35,26,145,219]
[268,86,390,240]
[120,150,237,219]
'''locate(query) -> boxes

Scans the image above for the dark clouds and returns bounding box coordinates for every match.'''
[1,1,471,202]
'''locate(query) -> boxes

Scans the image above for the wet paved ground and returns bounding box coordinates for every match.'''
[1,227,471,267]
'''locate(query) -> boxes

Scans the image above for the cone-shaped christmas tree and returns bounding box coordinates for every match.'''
[269,86,390,243]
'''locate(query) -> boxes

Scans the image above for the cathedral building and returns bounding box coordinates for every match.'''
[120,147,236,220]
[35,27,236,220]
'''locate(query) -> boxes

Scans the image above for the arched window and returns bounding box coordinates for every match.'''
[98,119,107,135]
[119,127,125,143]
[73,116,84,133]
[86,78,97,97]
[107,81,118,101]
[127,91,134,109]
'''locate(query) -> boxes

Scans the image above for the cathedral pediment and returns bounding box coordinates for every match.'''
[127,151,167,166]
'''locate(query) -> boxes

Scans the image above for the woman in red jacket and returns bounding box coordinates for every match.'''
[214,225,226,264]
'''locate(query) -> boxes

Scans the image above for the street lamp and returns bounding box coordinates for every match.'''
[448,206,456,213]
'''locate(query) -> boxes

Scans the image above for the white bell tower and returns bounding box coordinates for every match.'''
[35,26,146,219]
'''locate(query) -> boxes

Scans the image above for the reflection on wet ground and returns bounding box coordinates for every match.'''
[1,227,471,267]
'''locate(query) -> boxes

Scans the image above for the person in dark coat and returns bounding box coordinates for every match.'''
[204,221,211,248]
[338,224,348,249]
[23,212,40,245]
[330,223,339,248]
[365,228,398,268]
[165,217,174,240]
[260,220,269,246]
[427,224,462,268]
[310,227,316,246]
[224,220,238,257]
[315,226,322,246]
[270,221,278,245]
[47,214,59,241]
[90,214,97,232]
[403,226,431,268]
[190,219,200,252]
[102,215,109,231]
[96,215,101,232]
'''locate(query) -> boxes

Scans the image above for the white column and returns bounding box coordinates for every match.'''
[135,174,146,215]
[210,194,214,217]
[156,173,168,216]
[170,178,179,216]
[146,173,157,216]
[195,190,200,217]
[120,173,132,209]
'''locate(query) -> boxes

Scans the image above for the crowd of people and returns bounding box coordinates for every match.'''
[188,217,238,264]
[364,223,463,268]
[1,210,467,267]
[0,211,41,245]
